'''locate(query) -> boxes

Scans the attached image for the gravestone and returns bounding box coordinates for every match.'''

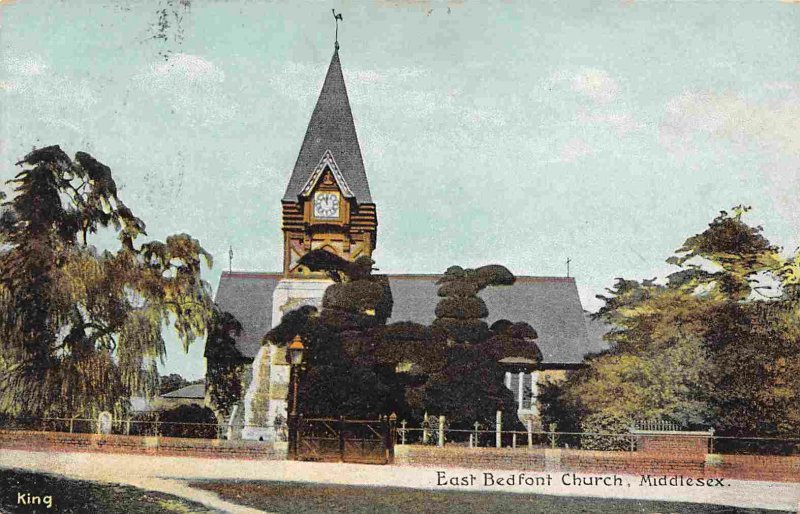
[97,411,113,435]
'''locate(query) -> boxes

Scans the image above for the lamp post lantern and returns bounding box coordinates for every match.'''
[288,335,305,459]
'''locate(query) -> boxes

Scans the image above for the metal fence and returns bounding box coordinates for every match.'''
[394,417,800,456]
[2,416,799,456]
[0,416,283,441]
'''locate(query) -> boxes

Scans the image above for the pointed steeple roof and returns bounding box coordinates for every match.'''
[283,49,372,204]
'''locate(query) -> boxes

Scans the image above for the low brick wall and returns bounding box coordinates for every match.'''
[705,453,800,482]
[395,445,800,483]
[394,446,547,471]
[0,430,286,460]
[634,431,711,454]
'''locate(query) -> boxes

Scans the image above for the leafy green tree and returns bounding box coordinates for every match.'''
[545,207,800,445]
[158,373,192,395]
[0,145,213,418]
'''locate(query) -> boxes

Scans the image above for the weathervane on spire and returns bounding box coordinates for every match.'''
[332,9,343,50]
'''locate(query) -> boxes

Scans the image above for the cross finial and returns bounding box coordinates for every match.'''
[332,9,343,50]
[566,257,571,278]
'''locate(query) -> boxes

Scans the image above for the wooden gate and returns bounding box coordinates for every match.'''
[294,415,396,464]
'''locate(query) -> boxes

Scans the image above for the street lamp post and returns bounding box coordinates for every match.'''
[287,335,305,460]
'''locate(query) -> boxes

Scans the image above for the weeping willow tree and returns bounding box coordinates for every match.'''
[0,145,213,418]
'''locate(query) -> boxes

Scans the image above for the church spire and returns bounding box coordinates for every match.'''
[282,42,372,204]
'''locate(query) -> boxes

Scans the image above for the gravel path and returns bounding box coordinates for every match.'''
[1,449,797,513]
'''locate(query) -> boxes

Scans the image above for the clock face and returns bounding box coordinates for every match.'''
[313,192,340,219]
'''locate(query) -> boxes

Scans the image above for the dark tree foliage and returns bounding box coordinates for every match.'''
[157,404,218,438]
[415,264,539,429]
[204,308,247,421]
[266,250,397,417]
[265,307,394,417]
[431,264,514,344]
[158,374,193,396]
[267,253,541,428]
[0,145,213,418]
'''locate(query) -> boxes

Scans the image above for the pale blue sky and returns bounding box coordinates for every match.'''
[2,1,799,379]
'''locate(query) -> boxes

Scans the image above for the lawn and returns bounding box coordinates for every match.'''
[190,480,790,514]
[0,468,215,514]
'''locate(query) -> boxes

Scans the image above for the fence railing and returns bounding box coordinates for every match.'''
[2,416,799,456]
[0,416,283,441]
[394,417,800,456]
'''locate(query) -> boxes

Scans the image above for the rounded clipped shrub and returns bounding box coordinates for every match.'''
[380,321,435,342]
[470,264,515,289]
[435,296,488,320]
[431,318,490,343]
[506,321,538,340]
[319,308,380,331]
[489,319,514,334]
[323,280,388,314]
[437,265,465,283]
[482,335,543,362]
[437,280,480,298]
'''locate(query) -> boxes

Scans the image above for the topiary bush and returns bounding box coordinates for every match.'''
[434,296,488,319]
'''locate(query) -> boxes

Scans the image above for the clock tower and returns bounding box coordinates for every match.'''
[280,48,378,276]
[242,46,379,441]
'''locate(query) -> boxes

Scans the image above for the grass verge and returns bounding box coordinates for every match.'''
[1,468,216,513]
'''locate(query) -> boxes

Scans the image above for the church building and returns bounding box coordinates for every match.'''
[205,44,604,440]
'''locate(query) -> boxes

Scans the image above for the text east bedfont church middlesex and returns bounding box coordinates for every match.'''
[204,44,606,441]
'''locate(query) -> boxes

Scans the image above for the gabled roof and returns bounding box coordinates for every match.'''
[211,272,593,365]
[387,275,592,365]
[283,50,372,204]
[212,272,282,358]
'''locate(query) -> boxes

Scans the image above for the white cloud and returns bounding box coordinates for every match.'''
[659,87,800,156]
[659,85,800,242]
[149,53,225,83]
[4,55,48,76]
[1,53,97,134]
[576,109,644,136]
[551,68,620,104]
[558,138,594,163]
[135,53,237,126]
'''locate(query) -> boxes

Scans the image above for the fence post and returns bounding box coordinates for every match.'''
[69,417,74,434]
[628,425,636,452]
[338,415,346,462]
[400,420,407,445]
[527,418,533,448]
[496,410,502,448]
[512,432,517,449]
[709,428,715,454]
[474,421,480,448]
[422,412,429,444]
[125,418,131,436]
[469,433,473,448]
[438,416,445,447]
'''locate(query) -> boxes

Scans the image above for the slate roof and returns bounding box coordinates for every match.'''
[161,383,206,399]
[282,49,372,204]
[387,275,592,365]
[212,272,593,366]
[584,311,613,356]
[212,272,282,359]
